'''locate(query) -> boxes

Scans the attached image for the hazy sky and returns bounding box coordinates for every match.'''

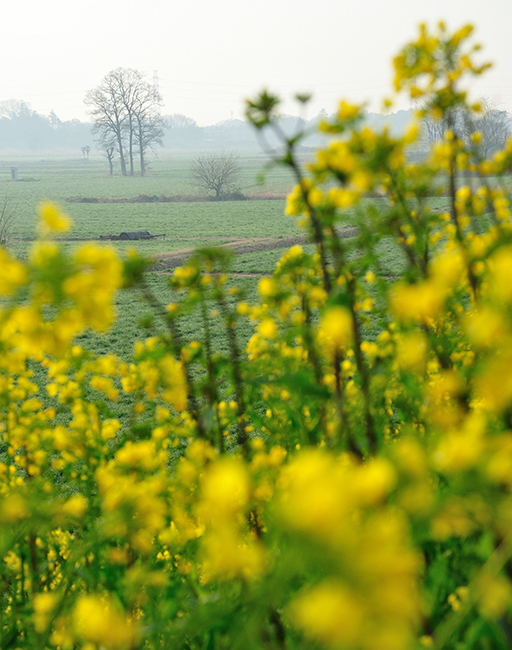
[2,0,511,125]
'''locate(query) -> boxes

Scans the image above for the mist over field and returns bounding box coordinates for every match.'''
[0,102,415,156]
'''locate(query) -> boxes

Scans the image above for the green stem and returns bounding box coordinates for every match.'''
[139,281,205,438]
[347,276,377,455]
[199,295,222,451]
[271,123,332,294]
[216,293,248,456]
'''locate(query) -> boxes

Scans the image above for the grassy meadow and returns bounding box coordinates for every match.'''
[0,152,497,433]
[0,154,302,359]
[0,153,446,360]
[0,154,294,232]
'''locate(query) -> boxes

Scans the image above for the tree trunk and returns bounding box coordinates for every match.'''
[113,111,127,176]
[116,131,127,176]
[138,121,145,177]
[128,114,134,176]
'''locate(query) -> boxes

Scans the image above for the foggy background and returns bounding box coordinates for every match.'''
[0,0,510,153]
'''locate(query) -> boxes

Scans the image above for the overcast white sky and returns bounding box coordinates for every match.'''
[1,0,511,125]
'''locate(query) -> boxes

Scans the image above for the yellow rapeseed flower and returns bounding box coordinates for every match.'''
[37,201,72,236]
[33,592,58,633]
[288,580,364,648]
[73,595,138,650]
[317,306,353,352]
[337,100,361,121]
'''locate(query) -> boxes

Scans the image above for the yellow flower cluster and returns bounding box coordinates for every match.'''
[393,23,490,107]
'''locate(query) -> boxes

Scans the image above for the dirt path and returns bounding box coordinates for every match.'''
[11,227,358,273]
[153,227,358,271]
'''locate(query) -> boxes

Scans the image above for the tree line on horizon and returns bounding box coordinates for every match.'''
[0,99,94,153]
[0,105,419,160]
[0,75,509,169]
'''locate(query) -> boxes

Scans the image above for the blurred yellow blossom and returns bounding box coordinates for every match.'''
[37,201,72,236]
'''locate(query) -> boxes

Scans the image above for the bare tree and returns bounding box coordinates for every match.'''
[85,72,128,176]
[167,114,198,129]
[114,68,143,176]
[422,113,448,146]
[0,195,17,246]
[132,83,164,177]
[135,114,164,177]
[421,106,466,147]
[101,142,116,176]
[469,100,511,158]
[85,68,163,177]
[0,99,32,119]
[191,152,242,199]
[421,100,510,158]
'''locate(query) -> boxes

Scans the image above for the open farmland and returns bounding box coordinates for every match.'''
[0,154,295,232]
[0,153,451,358]
[0,154,313,357]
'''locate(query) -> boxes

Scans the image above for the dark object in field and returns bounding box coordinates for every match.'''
[100,231,166,241]
[120,231,151,240]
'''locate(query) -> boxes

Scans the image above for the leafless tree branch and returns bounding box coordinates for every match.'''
[0,195,17,246]
[85,68,163,177]
[191,151,242,199]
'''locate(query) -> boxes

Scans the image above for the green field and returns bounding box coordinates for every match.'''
[0,155,303,358]
[0,154,439,360]
[0,155,295,230]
